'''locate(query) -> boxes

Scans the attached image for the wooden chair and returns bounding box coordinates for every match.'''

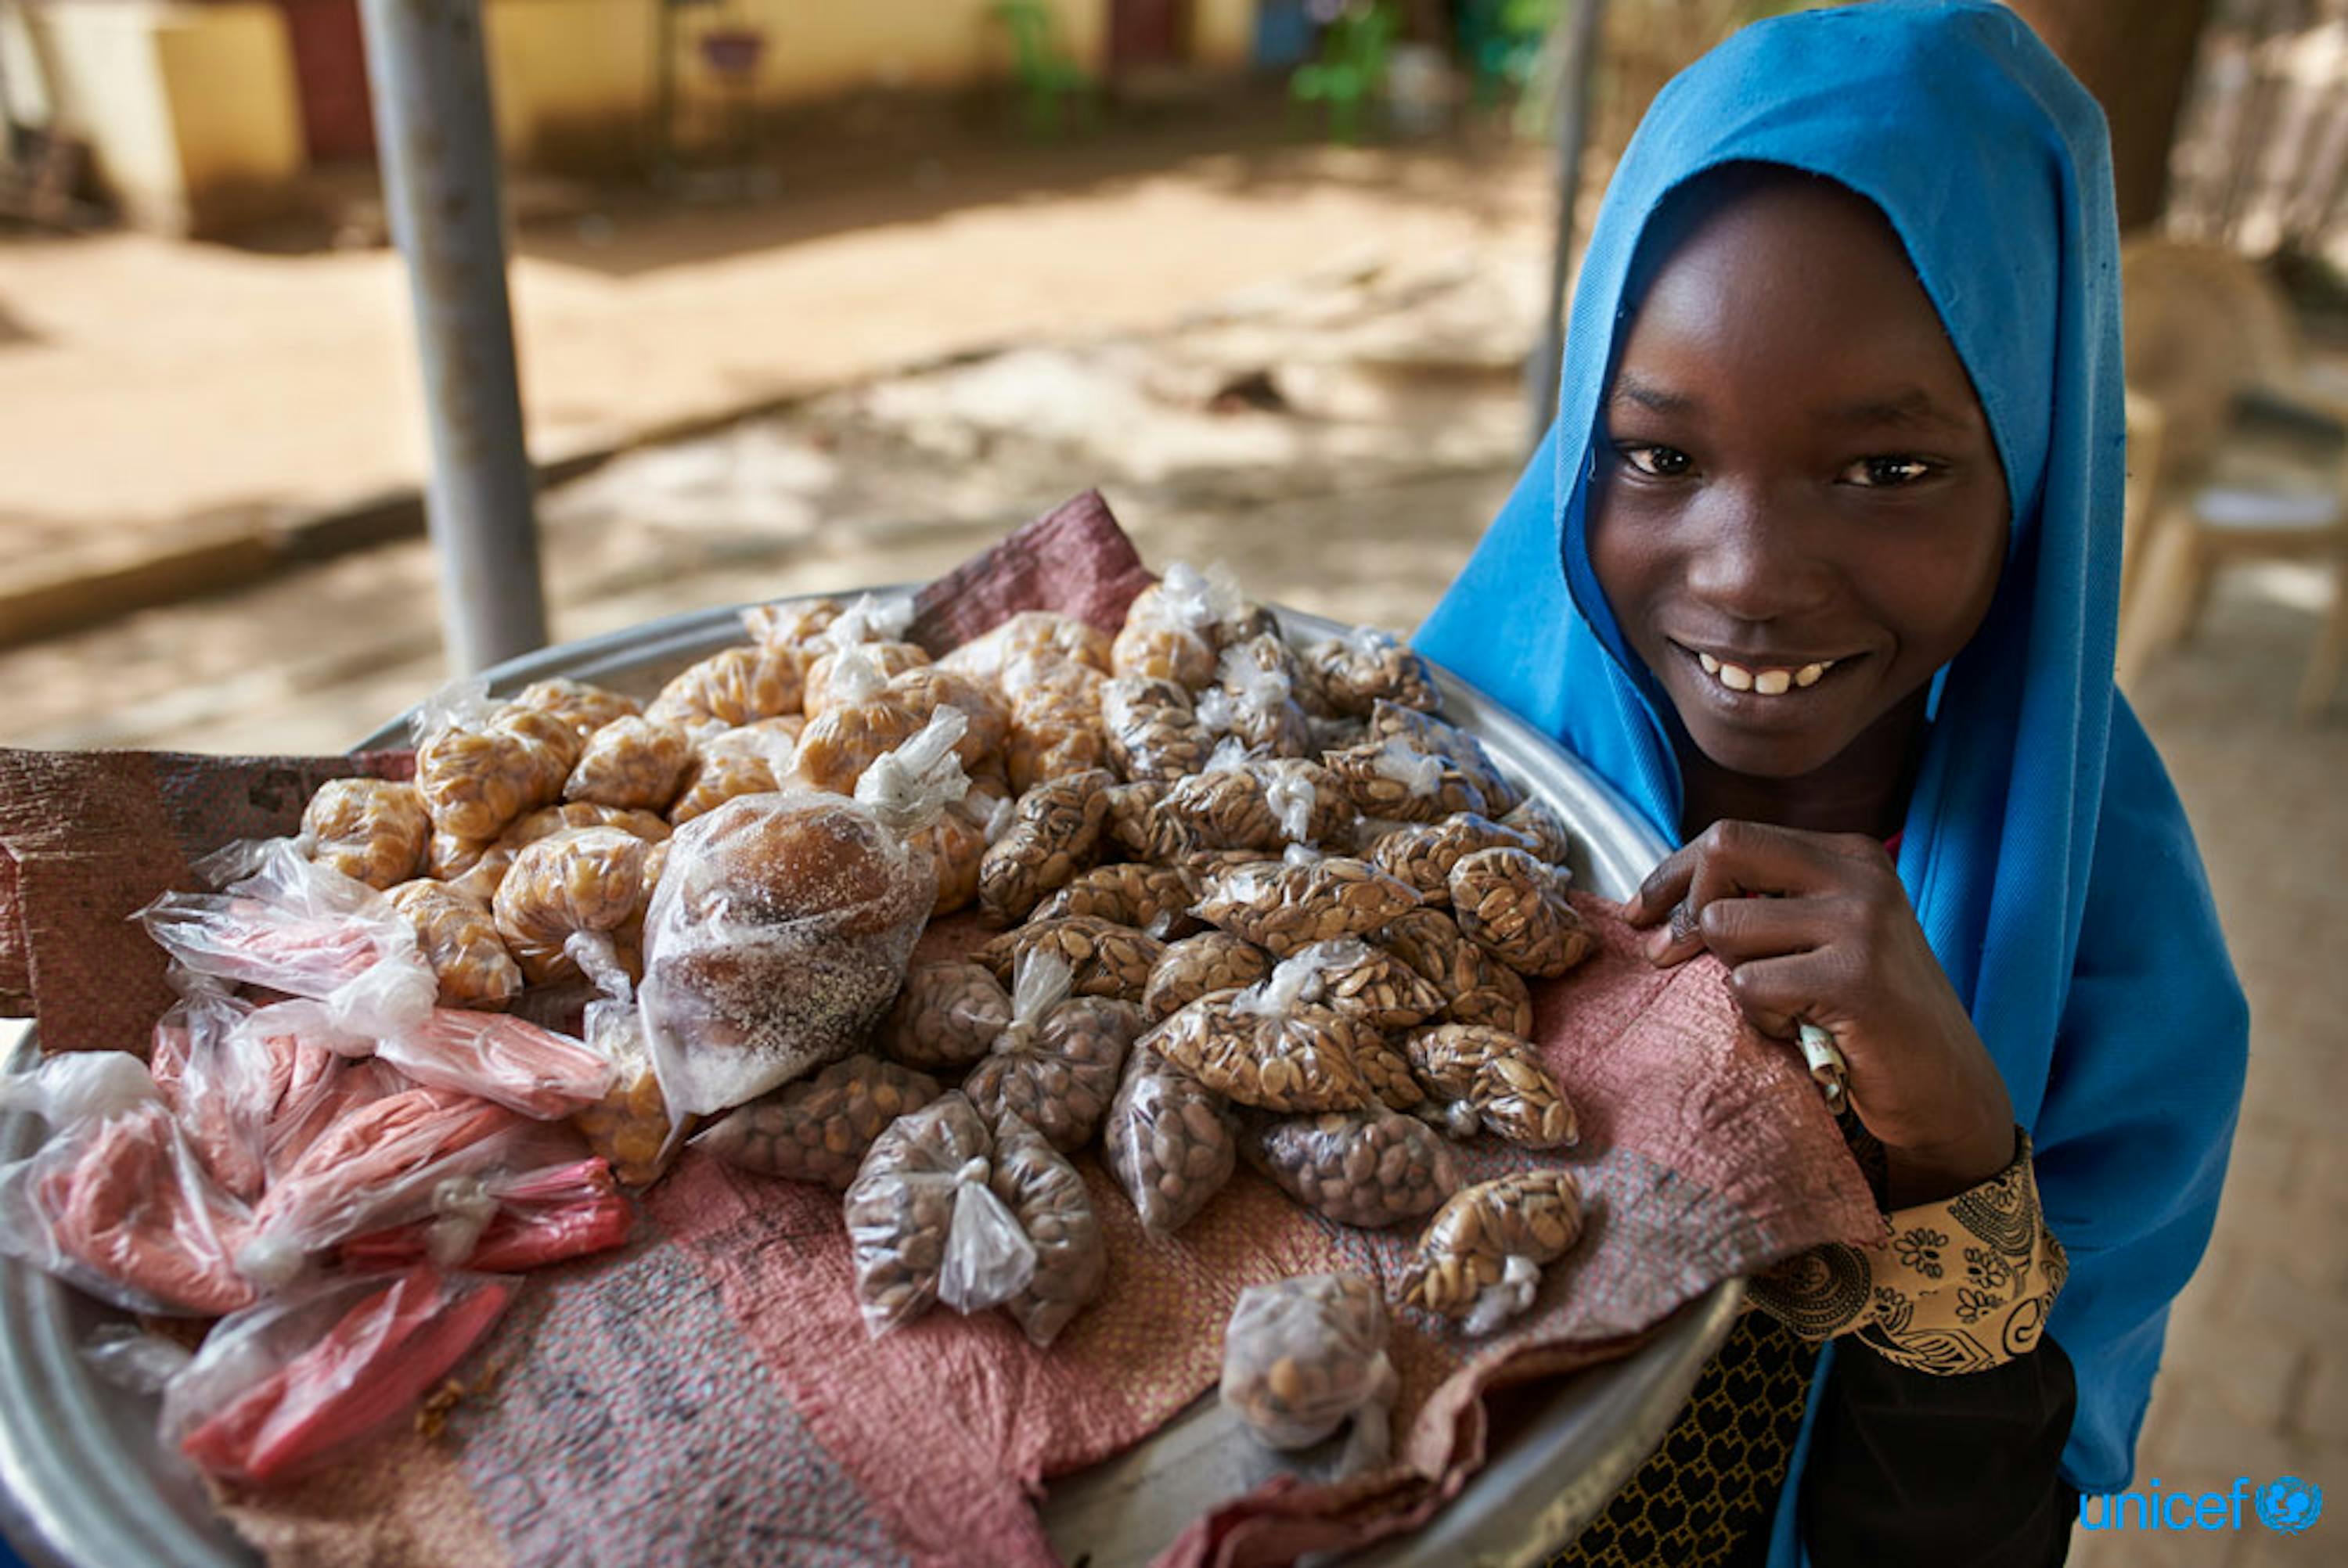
[2114,239,2348,717]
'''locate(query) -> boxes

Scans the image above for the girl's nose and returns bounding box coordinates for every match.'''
[1684,484,1833,621]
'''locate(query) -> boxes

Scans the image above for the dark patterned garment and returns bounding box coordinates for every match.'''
[1550,1125,2073,1567]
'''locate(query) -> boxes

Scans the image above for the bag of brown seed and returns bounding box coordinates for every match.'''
[939,610,1112,685]
[1111,563,1245,689]
[961,952,1139,1153]
[740,595,844,653]
[974,915,1164,1006]
[1192,847,1422,959]
[878,961,1014,1072]
[644,645,808,731]
[511,677,643,743]
[791,646,927,797]
[1101,676,1215,783]
[414,693,583,843]
[1448,847,1594,978]
[571,998,686,1188]
[1136,962,1377,1114]
[805,642,932,720]
[1245,1108,1462,1228]
[1003,656,1111,794]
[842,1092,1036,1339]
[1142,933,1273,1023]
[1301,627,1441,717]
[1280,939,1446,1030]
[987,1109,1106,1347]
[564,717,697,814]
[1219,1273,1398,1471]
[1194,638,1313,757]
[302,779,432,891]
[1399,1169,1585,1335]
[492,826,651,989]
[1498,797,1574,868]
[977,768,1111,926]
[1403,1023,1579,1148]
[1102,1049,1237,1235]
[1323,738,1489,825]
[1370,813,1536,905]
[1363,699,1522,815]
[387,880,522,1011]
[1031,861,1199,938]
[693,1055,943,1189]
[1373,907,1536,1036]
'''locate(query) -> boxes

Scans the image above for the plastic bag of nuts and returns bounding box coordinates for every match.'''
[912,784,1010,918]
[416,703,583,843]
[1220,1273,1399,1471]
[977,768,1111,926]
[1363,699,1522,815]
[1102,1049,1237,1235]
[740,595,844,653]
[564,717,697,814]
[1127,757,1284,861]
[511,678,641,742]
[1280,939,1446,1030]
[1031,862,1199,938]
[302,779,431,891]
[1102,780,1167,861]
[668,751,783,828]
[1302,627,1441,717]
[387,880,521,1010]
[1449,847,1594,979]
[1244,1108,1462,1228]
[693,1055,943,1189]
[879,962,1014,1073]
[987,1109,1106,1347]
[791,646,927,797]
[1356,1037,1425,1111]
[499,802,673,853]
[1193,847,1423,959]
[1110,570,1222,689]
[1143,933,1273,1023]
[961,952,1140,1153]
[939,611,1112,685]
[975,915,1165,1006]
[888,666,1012,774]
[1403,1023,1579,1148]
[1373,907,1536,1036]
[1136,969,1377,1114]
[492,826,650,987]
[571,998,684,1189]
[1195,638,1313,757]
[1399,1170,1585,1335]
[805,642,931,720]
[1101,676,1215,782]
[1004,657,1110,794]
[644,645,807,731]
[1370,813,1537,904]
[1499,797,1574,868]
[1323,739,1490,825]
[842,1092,1036,1338]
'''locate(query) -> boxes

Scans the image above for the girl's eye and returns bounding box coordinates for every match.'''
[1619,444,1694,479]
[1842,455,1939,487]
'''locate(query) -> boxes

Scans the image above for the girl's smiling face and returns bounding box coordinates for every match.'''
[1589,171,2009,815]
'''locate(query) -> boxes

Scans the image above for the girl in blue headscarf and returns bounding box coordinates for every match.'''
[1417,2,2248,1563]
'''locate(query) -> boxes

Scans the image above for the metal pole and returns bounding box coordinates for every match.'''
[1527,0,1605,451]
[358,0,548,672]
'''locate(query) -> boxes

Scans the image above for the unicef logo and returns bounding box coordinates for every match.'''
[2255,1476,2324,1534]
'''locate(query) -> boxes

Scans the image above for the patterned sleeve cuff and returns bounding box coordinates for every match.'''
[1745,1130,2069,1375]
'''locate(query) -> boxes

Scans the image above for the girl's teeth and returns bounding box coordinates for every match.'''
[1698,652,1720,674]
[1795,662,1827,687]
[1718,663,1755,692]
[1753,669,1792,696]
[1696,653,1840,695]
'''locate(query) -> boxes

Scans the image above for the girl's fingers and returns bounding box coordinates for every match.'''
[1688,894,1853,966]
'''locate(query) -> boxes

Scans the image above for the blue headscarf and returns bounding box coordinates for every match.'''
[1416,0,2249,1537]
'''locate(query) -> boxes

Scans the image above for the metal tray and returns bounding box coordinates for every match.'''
[0,595,1735,1568]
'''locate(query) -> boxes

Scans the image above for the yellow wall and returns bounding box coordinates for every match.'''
[24,1,300,235]
[1190,0,1257,68]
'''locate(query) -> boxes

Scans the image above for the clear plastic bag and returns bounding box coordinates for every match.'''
[510,677,641,742]
[1142,932,1272,1023]
[415,703,582,843]
[569,998,682,1189]
[1369,813,1538,905]
[1399,1170,1584,1335]
[1192,846,1424,959]
[989,1110,1104,1347]
[1136,955,1379,1114]
[564,716,697,814]
[1402,1023,1579,1148]
[842,1092,1036,1338]
[1111,567,1227,689]
[976,767,1111,926]
[693,1055,943,1189]
[1363,699,1522,814]
[791,645,927,796]
[1103,1048,1237,1235]
[643,645,807,731]
[339,1156,635,1273]
[1448,847,1594,979]
[135,840,438,1044]
[1101,676,1215,782]
[1219,1272,1397,1472]
[961,952,1139,1153]
[638,711,968,1117]
[387,879,524,1011]
[1323,738,1490,825]
[164,1265,513,1485]
[878,961,1014,1072]
[938,611,1112,685]
[806,641,931,719]
[974,915,1165,1006]
[376,1008,616,1120]
[491,826,650,987]
[1032,861,1199,938]
[1302,627,1441,718]
[1198,638,1311,758]
[300,779,431,891]
[1244,1109,1461,1228]
[151,989,274,1202]
[0,1057,255,1315]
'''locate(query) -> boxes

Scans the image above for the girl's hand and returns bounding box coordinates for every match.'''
[1622,821,2015,1207]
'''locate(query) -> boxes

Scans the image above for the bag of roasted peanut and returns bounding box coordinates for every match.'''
[960,952,1139,1153]
[1219,1272,1398,1473]
[1101,1048,1236,1235]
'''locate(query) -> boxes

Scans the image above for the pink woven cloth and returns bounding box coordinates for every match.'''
[2,494,1880,1568]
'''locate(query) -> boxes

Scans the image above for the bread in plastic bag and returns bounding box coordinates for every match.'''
[644,644,808,730]
[1399,1170,1585,1334]
[1448,847,1594,978]
[1032,861,1198,938]
[878,961,1014,1073]
[961,952,1138,1153]
[1244,1108,1462,1228]
[510,677,641,742]
[301,779,431,891]
[135,840,438,1043]
[1103,1048,1236,1235]
[387,879,523,1011]
[1370,812,1538,904]
[1219,1272,1397,1471]
[1302,627,1441,717]
[977,767,1111,926]
[638,711,968,1117]
[1192,847,1423,959]
[975,915,1165,1006]
[694,1055,944,1189]
[1143,932,1273,1023]
[164,1265,513,1485]
[987,1109,1104,1346]
[0,1054,257,1315]
[841,1091,1035,1338]
[564,716,697,813]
